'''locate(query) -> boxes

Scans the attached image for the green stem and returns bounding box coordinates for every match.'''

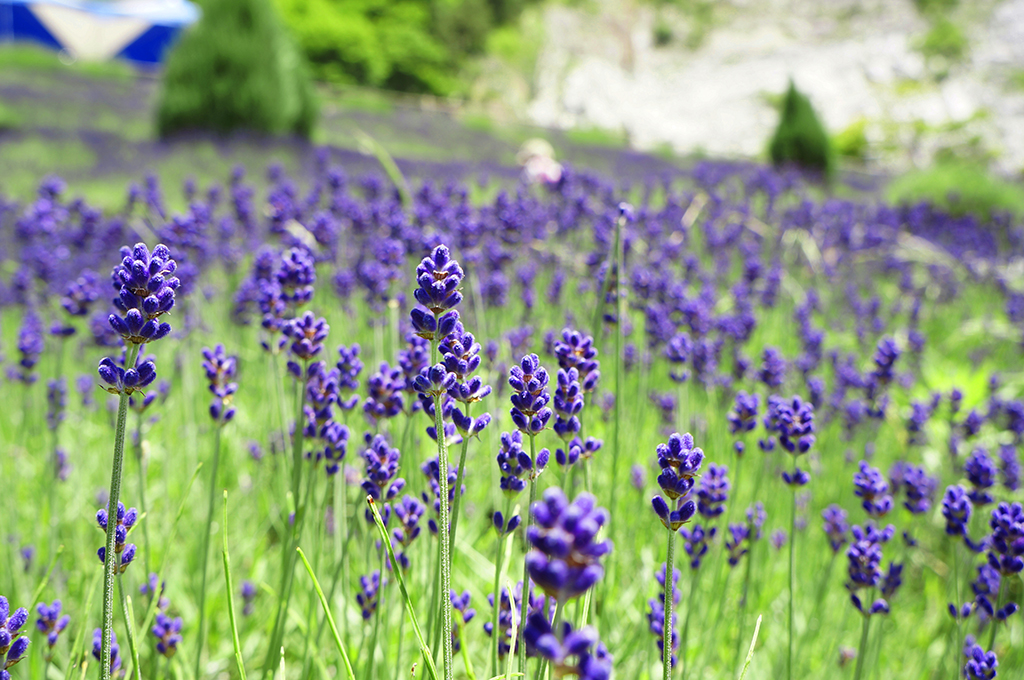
[429,330,454,680]
[134,412,152,578]
[222,492,248,680]
[296,548,357,680]
[448,403,472,555]
[117,573,142,680]
[366,545,386,679]
[366,498,439,680]
[490,499,511,678]
[100,341,139,680]
[987,583,1003,650]
[680,566,699,680]
[517,447,539,678]
[788,483,796,680]
[852,614,871,680]
[732,542,755,675]
[195,426,223,680]
[664,527,676,680]
[953,542,963,679]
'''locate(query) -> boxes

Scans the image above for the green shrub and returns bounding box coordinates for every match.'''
[887,162,1024,219]
[768,80,834,176]
[156,0,317,138]
[833,118,869,161]
[913,0,957,16]
[917,19,968,62]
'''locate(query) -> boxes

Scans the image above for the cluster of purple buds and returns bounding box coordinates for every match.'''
[727,391,760,455]
[92,629,122,678]
[651,433,704,531]
[664,333,691,383]
[140,574,169,611]
[553,329,600,393]
[360,434,404,523]
[449,591,475,653]
[756,346,787,389]
[34,601,68,659]
[889,462,938,514]
[822,505,850,553]
[96,502,138,573]
[0,597,30,678]
[276,247,316,307]
[484,582,546,659]
[845,522,899,615]
[284,311,329,376]
[965,449,997,506]
[108,243,179,345]
[726,503,766,567]
[241,582,257,616]
[999,444,1020,492]
[681,524,717,569]
[99,354,157,397]
[647,564,680,666]
[522,613,612,680]
[962,637,998,680]
[942,485,973,540]
[987,502,1024,577]
[509,354,553,436]
[201,344,238,424]
[356,571,381,620]
[46,378,66,431]
[552,368,584,441]
[526,489,612,602]
[363,362,405,423]
[410,245,463,341]
[854,461,893,519]
[151,612,183,658]
[951,563,1019,623]
[440,322,492,437]
[555,436,602,471]
[697,463,730,519]
[335,344,363,411]
[391,495,425,571]
[496,430,549,496]
[10,315,44,384]
[61,269,101,321]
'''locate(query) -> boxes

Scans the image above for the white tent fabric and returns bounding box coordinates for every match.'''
[0,0,199,64]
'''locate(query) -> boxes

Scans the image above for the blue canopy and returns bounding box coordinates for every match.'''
[0,0,199,64]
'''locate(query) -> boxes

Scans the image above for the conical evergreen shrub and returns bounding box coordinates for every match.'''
[768,80,833,176]
[156,0,317,138]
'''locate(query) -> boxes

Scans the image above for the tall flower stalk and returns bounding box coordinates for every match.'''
[651,433,705,679]
[409,244,464,680]
[194,344,238,679]
[98,243,178,680]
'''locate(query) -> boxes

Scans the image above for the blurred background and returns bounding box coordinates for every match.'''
[1,0,1023,213]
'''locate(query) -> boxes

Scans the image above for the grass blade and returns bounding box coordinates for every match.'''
[738,615,763,680]
[30,544,64,606]
[222,491,247,680]
[295,547,356,680]
[366,495,440,680]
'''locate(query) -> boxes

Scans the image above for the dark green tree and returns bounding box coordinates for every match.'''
[768,80,833,177]
[156,0,317,138]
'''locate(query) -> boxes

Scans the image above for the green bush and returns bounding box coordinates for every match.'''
[887,162,1024,219]
[917,19,968,62]
[913,0,957,16]
[768,80,834,176]
[156,0,317,138]
[833,118,869,161]
[275,0,536,96]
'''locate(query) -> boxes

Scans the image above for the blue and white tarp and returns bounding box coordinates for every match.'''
[0,0,199,64]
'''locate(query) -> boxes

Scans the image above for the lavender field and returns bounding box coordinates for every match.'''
[0,54,1022,680]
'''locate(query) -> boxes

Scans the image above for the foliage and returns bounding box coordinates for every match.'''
[833,118,869,161]
[768,80,834,176]
[913,0,958,17]
[916,18,969,62]
[887,161,1024,219]
[275,0,536,96]
[156,0,318,138]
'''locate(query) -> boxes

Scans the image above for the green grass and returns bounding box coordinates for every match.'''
[0,44,137,80]
[887,161,1024,219]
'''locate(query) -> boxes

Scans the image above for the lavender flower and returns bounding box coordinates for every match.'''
[108,243,179,345]
[853,461,893,519]
[696,463,730,519]
[845,522,897,615]
[92,629,122,678]
[496,430,548,496]
[449,591,475,653]
[335,344,363,411]
[483,582,546,659]
[509,354,553,436]
[201,344,238,424]
[726,503,766,567]
[95,502,138,573]
[360,434,404,522]
[999,444,1020,492]
[962,637,998,680]
[651,433,704,531]
[410,245,463,341]
[151,613,183,658]
[356,571,381,620]
[681,524,717,568]
[241,582,257,616]
[526,489,612,602]
[0,596,30,676]
[822,505,849,553]
[965,449,997,506]
[33,600,68,659]
[522,613,612,680]
[987,501,1024,577]
[553,329,600,392]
